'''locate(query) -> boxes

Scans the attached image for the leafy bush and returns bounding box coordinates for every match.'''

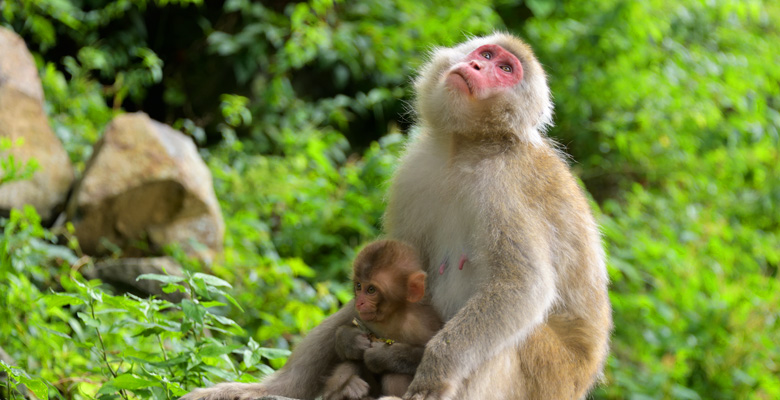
[0,206,293,399]
[0,151,283,399]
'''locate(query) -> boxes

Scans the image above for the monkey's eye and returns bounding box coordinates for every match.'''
[355,283,361,292]
[367,286,376,294]
[481,51,492,59]
[500,65,513,73]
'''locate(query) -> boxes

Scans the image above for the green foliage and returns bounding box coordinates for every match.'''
[1,0,199,93]
[530,1,779,185]
[39,60,118,168]
[1,0,779,399]
[0,360,49,399]
[208,0,502,150]
[0,138,39,185]
[0,207,288,399]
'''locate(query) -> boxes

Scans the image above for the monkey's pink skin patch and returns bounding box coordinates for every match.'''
[439,262,447,275]
[458,254,468,270]
[446,44,523,99]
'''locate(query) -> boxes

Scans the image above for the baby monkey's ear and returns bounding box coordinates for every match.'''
[406,271,427,303]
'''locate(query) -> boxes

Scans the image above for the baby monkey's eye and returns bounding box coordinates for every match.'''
[367,286,376,294]
[481,51,492,59]
[500,65,512,73]
[355,283,361,292]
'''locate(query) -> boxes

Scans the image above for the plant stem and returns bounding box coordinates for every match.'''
[156,335,173,374]
[91,300,129,400]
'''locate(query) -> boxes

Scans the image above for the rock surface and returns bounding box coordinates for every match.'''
[0,28,74,221]
[0,28,45,103]
[67,112,224,263]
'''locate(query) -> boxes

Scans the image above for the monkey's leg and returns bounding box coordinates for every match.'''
[323,362,371,400]
[380,374,413,397]
[517,315,610,399]
[453,316,609,400]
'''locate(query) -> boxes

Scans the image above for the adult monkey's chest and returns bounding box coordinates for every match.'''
[390,157,486,321]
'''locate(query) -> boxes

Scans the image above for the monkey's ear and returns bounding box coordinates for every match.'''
[406,272,426,303]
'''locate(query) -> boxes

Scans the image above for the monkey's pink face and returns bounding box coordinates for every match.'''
[445,44,523,99]
[354,280,380,321]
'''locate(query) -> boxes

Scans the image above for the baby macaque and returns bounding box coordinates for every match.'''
[323,239,442,400]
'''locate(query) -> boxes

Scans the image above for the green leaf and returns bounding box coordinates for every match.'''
[166,382,188,397]
[257,347,291,360]
[93,308,128,315]
[199,344,242,358]
[199,365,237,381]
[162,283,187,294]
[671,385,702,400]
[210,314,239,327]
[243,348,260,369]
[220,292,244,313]
[42,326,72,339]
[103,294,147,311]
[44,292,86,308]
[77,311,100,328]
[181,299,206,324]
[193,273,232,288]
[108,373,159,390]
[200,300,227,308]
[0,362,49,399]
[0,361,12,374]
[154,353,189,368]
[237,372,262,383]
[137,273,185,284]
[256,364,275,377]
[134,326,166,337]
[180,319,193,333]
[16,375,48,399]
[525,0,556,18]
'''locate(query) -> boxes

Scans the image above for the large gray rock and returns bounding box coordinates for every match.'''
[67,112,224,264]
[0,28,74,221]
[0,28,45,103]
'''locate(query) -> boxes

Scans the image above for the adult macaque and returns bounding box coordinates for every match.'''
[379,32,612,400]
[181,32,611,400]
[323,239,442,400]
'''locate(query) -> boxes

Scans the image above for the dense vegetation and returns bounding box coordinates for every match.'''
[1,0,778,399]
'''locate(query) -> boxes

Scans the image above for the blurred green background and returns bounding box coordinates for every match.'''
[1,0,778,399]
